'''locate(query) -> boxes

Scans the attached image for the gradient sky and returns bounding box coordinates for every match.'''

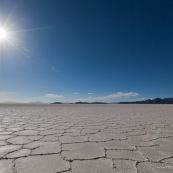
[0,0,173,103]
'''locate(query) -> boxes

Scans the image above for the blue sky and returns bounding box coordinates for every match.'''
[0,0,173,103]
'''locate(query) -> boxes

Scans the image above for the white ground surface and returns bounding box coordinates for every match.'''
[0,104,173,173]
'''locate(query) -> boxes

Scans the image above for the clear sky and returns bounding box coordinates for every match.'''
[0,0,172,103]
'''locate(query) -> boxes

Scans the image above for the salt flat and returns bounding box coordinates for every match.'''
[0,104,173,173]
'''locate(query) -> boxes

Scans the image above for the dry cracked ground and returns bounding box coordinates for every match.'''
[0,104,173,173]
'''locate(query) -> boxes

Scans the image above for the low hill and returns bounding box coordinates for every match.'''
[75,102,107,104]
[52,102,63,104]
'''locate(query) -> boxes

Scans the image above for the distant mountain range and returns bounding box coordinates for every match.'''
[52,101,107,104]
[52,102,63,104]
[52,97,173,104]
[1,97,173,105]
[119,97,173,104]
[74,102,107,104]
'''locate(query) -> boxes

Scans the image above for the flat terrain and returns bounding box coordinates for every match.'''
[0,104,173,173]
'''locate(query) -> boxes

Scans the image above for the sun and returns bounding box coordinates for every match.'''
[0,28,8,40]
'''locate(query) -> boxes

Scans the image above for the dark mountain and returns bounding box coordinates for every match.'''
[119,97,173,104]
[75,102,107,104]
[52,102,63,104]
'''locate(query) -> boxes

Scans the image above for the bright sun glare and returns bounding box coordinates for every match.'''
[0,28,8,40]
